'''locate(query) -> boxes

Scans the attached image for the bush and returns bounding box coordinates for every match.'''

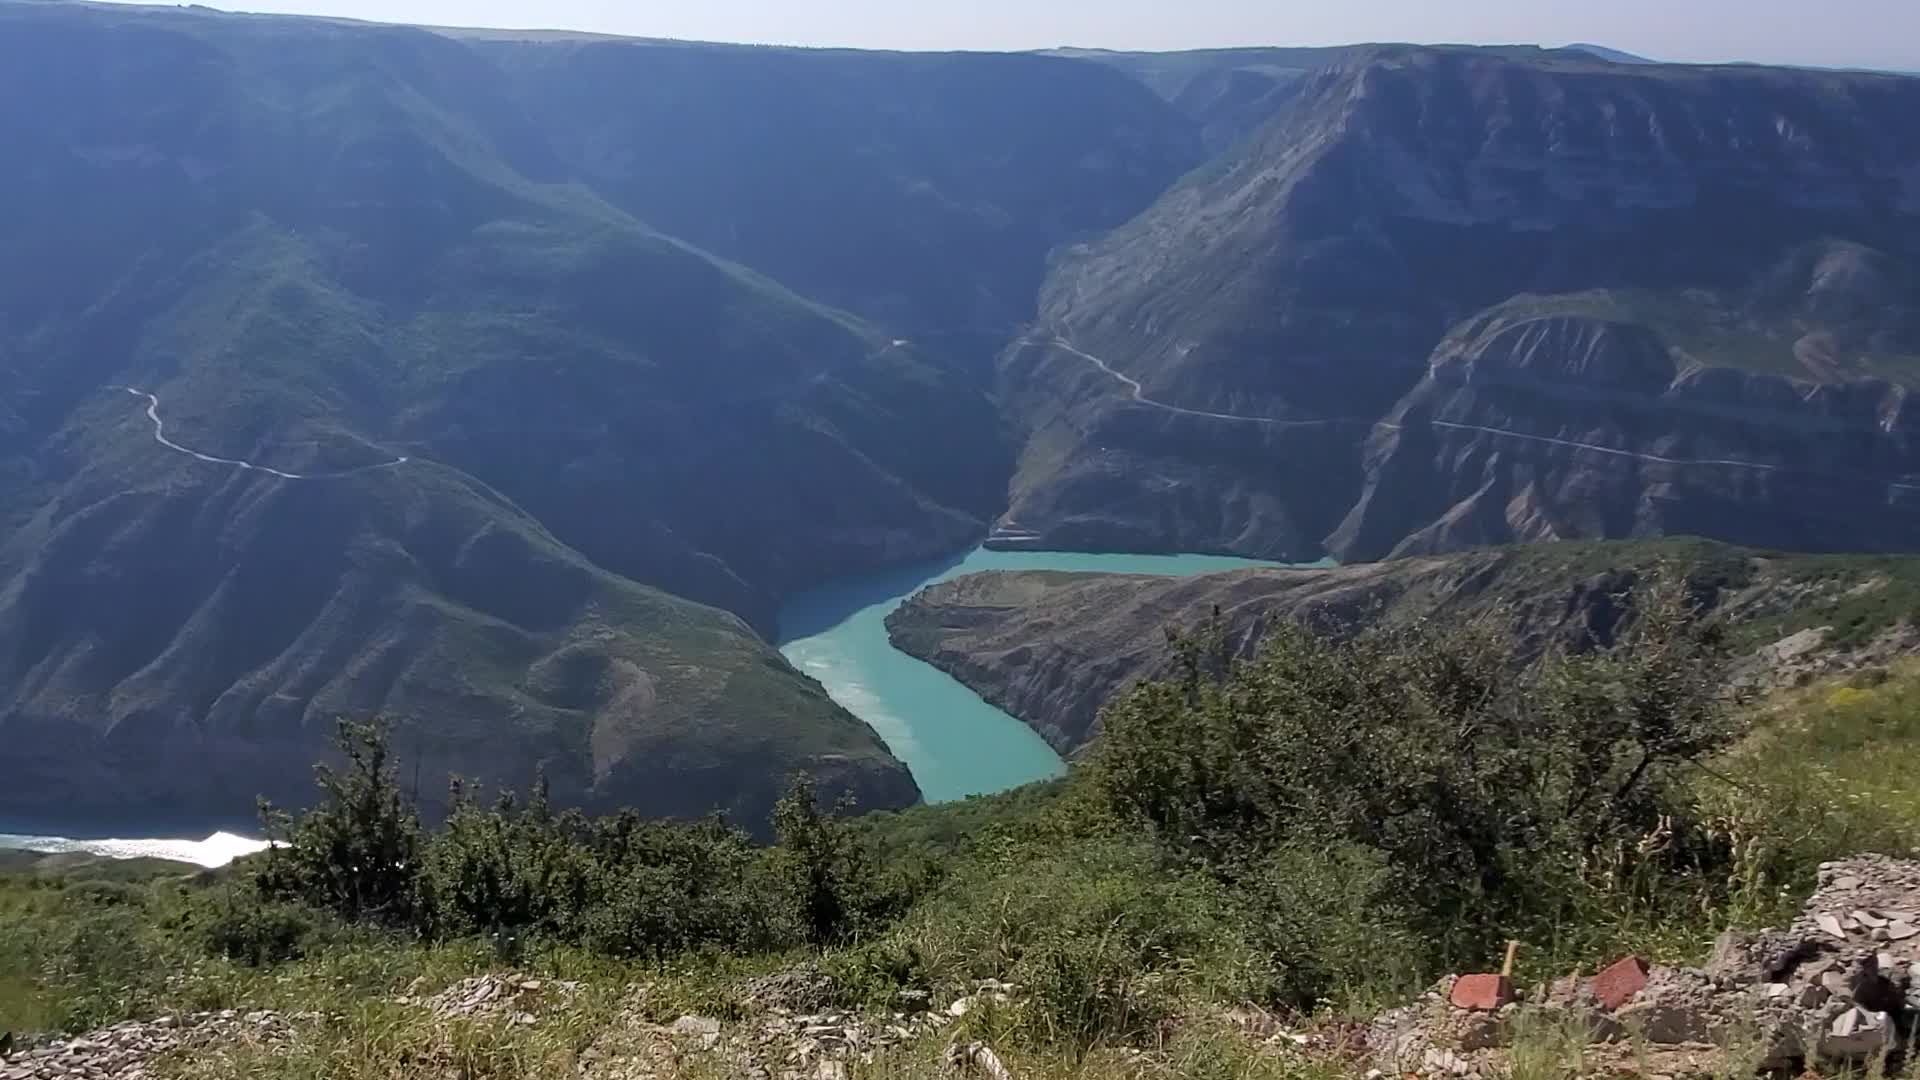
[240,725,921,963]
[884,839,1266,1048]
[21,884,193,1033]
[1093,571,1737,966]
[421,777,595,940]
[1233,842,1421,1009]
[772,774,927,946]
[254,719,424,927]
[575,815,791,958]
[197,894,334,967]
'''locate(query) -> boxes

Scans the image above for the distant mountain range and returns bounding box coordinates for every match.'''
[1563,43,1656,64]
[0,0,1916,829]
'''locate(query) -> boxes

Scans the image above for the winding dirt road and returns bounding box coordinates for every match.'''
[115,387,409,481]
[1036,336,1920,494]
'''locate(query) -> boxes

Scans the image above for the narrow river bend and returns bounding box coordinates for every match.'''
[777,546,1294,802]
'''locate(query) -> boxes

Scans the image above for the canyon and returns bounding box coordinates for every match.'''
[1,2,1917,827]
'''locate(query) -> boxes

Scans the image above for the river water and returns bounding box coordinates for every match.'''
[0,830,271,868]
[777,545,1285,803]
[2,546,1288,863]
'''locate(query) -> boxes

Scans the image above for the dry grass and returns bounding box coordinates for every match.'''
[154,1009,1357,1080]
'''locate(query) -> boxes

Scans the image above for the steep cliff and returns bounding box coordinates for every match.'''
[1000,47,1920,562]
[888,540,1920,753]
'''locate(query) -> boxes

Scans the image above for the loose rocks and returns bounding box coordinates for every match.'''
[0,1010,292,1080]
[404,973,581,1024]
[1369,855,1920,1077]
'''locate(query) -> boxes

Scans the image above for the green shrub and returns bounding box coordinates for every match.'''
[1233,842,1420,1009]
[575,816,790,958]
[196,893,333,967]
[26,886,191,1033]
[421,777,595,940]
[772,774,928,946]
[1093,571,1738,966]
[253,719,424,927]
[887,839,1265,1048]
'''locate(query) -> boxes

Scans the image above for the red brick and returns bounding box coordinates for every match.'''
[1449,973,1515,1011]
[1591,956,1651,1011]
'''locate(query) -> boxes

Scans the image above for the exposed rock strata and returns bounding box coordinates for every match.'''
[886,541,1920,754]
[1001,48,1920,562]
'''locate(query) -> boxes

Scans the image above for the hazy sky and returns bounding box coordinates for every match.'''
[101,0,1919,72]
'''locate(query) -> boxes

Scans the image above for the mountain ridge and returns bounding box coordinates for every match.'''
[997,46,1920,564]
[7,0,1920,828]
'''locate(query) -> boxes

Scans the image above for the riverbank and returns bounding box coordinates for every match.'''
[775,546,1296,802]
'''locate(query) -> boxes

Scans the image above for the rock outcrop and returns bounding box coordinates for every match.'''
[1366,856,1920,1077]
[886,539,1920,755]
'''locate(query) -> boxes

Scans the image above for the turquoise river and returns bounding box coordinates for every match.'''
[777,545,1290,802]
[0,546,1295,865]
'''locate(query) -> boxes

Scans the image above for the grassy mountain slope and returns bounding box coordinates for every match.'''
[0,458,915,828]
[0,0,1000,824]
[888,538,1920,752]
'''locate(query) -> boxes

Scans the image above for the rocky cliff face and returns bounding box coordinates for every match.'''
[887,540,1920,753]
[1000,47,1920,563]
[1332,303,1920,561]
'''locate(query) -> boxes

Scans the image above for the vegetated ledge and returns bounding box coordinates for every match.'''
[885,537,1920,756]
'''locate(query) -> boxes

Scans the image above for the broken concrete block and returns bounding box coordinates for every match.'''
[1448,974,1515,1011]
[1591,956,1651,1011]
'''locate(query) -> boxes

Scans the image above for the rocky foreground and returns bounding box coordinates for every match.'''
[1369,856,1920,1077]
[11,858,1920,1078]
[0,969,1007,1080]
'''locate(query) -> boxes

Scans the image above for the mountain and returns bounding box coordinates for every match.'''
[9,1,1920,830]
[998,47,1920,564]
[887,539,1920,753]
[0,0,975,826]
[485,39,1202,331]
[1564,43,1656,64]
[0,1,1201,827]
[1044,46,1355,151]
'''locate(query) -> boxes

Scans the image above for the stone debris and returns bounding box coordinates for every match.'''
[0,1010,295,1080]
[1820,1005,1891,1060]
[740,962,840,1014]
[945,1041,1016,1080]
[404,972,581,1023]
[575,977,1007,1080]
[4,966,1021,1080]
[1368,855,1920,1077]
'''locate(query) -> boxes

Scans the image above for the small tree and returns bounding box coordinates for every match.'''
[255,719,424,927]
[773,774,876,946]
